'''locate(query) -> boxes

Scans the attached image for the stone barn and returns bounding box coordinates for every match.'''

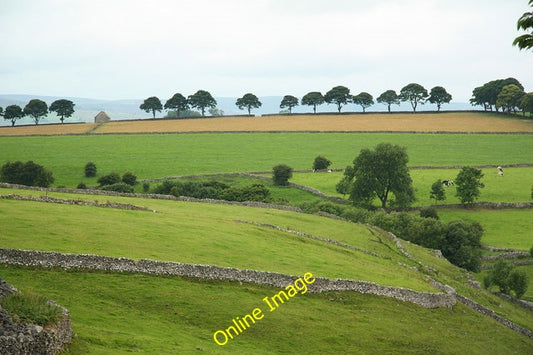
[94,111,111,123]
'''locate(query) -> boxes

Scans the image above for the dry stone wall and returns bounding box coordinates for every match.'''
[0,278,73,355]
[0,248,454,309]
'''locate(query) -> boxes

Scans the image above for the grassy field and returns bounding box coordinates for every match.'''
[2,266,532,354]
[292,167,533,205]
[1,133,532,187]
[0,190,432,291]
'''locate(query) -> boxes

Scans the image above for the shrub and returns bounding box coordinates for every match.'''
[430,179,446,203]
[313,155,332,170]
[314,201,345,216]
[76,182,87,189]
[441,221,483,272]
[142,182,150,193]
[341,207,371,223]
[509,269,529,298]
[272,164,293,186]
[420,208,439,220]
[122,171,137,186]
[1,291,63,326]
[100,182,134,193]
[97,172,121,186]
[0,160,54,187]
[220,184,271,202]
[530,245,533,258]
[84,162,97,177]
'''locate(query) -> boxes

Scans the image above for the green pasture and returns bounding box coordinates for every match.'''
[438,209,533,250]
[1,266,532,354]
[0,133,532,187]
[292,167,533,206]
[0,189,432,291]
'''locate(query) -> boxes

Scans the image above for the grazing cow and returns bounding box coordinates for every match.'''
[497,166,504,177]
[442,180,454,187]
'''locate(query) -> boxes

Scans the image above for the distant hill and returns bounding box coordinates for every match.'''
[0,94,473,126]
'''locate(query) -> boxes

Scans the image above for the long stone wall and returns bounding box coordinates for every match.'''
[0,278,73,354]
[0,248,455,309]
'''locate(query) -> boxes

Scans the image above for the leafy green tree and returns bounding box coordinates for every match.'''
[336,166,354,197]
[84,162,97,177]
[430,179,446,203]
[0,161,54,187]
[4,105,24,127]
[455,166,484,205]
[376,90,400,113]
[122,171,137,186]
[280,95,299,113]
[324,86,351,112]
[352,92,374,112]
[346,143,415,209]
[513,0,533,50]
[428,86,452,112]
[272,164,293,186]
[485,258,513,293]
[236,93,262,115]
[470,78,524,111]
[442,220,482,272]
[0,107,3,117]
[23,99,48,125]
[399,83,428,112]
[49,99,75,124]
[140,96,163,118]
[496,84,525,113]
[188,90,217,117]
[509,268,529,298]
[164,93,189,117]
[520,92,533,116]
[313,156,332,170]
[301,92,324,113]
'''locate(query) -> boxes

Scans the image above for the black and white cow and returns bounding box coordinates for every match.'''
[442,180,454,187]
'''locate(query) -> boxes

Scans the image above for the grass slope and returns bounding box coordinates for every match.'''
[0,189,432,291]
[1,133,532,187]
[1,266,532,354]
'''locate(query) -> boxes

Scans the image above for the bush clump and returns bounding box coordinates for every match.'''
[272,164,293,186]
[152,180,272,202]
[0,160,54,187]
[100,182,134,193]
[97,172,121,186]
[1,292,63,326]
[484,258,529,298]
[76,182,87,189]
[420,208,439,220]
[122,171,137,186]
[84,162,97,177]
[313,156,332,170]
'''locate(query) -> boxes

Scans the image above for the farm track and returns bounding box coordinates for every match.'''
[1,112,533,136]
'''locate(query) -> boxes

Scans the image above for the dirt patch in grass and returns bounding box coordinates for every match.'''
[92,112,533,134]
[0,123,96,136]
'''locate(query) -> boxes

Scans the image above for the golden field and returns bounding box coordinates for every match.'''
[1,112,533,135]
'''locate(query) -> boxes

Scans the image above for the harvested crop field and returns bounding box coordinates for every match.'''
[93,112,533,134]
[1,112,532,136]
[0,122,96,136]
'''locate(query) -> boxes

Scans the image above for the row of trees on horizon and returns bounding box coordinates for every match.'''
[140,83,453,119]
[1,79,532,126]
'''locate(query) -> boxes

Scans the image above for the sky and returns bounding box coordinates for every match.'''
[0,0,531,102]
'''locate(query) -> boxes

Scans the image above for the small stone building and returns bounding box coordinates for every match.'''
[94,111,111,123]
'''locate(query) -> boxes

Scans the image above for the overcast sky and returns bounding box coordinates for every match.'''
[0,0,531,102]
